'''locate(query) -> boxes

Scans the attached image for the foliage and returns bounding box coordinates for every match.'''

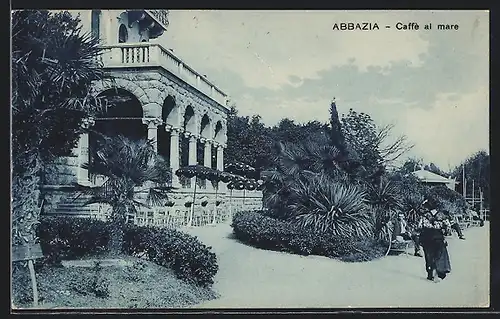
[428,185,467,215]
[38,217,110,264]
[76,135,172,254]
[37,217,218,287]
[231,211,385,262]
[451,150,490,209]
[399,157,424,174]
[341,109,413,176]
[123,225,218,287]
[225,105,275,172]
[261,130,351,213]
[329,99,347,154]
[424,162,449,177]
[365,176,403,236]
[69,262,110,298]
[287,174,373,238]
[12,10,105,167]
[11,10,106,248]
[341,109,384,180]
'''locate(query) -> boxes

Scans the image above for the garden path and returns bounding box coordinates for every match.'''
[183,222,489,308]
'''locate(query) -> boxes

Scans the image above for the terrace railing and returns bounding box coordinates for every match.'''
[99,42,228,107]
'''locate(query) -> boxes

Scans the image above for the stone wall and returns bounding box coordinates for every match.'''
[41,186,263,228]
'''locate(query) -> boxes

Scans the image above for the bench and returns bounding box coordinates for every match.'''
[389,237,413,257]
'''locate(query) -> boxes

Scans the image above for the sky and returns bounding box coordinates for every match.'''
[155,10,489,171]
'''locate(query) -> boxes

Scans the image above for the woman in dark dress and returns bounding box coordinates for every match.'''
[418,209,452,282]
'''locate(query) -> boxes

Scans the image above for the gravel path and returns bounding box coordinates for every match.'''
[184,222,489,308]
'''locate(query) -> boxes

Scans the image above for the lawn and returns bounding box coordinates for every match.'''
[12,255,218,309]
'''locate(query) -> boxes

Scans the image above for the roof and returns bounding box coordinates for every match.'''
[412,169,457,184]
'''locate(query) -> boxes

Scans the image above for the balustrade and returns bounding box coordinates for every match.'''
[100,42,227,106]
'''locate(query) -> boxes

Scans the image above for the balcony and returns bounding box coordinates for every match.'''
[145,10,169,30]
[99,42,228,107]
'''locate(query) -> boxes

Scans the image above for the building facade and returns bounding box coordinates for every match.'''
[42,10,262,227]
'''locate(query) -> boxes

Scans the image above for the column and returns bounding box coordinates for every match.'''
[169,128,181,187]
[204,140,212,168]
[76,118,95,186]
[188,135,198,187]
[216,144,225,192]
[142,117,162,152]
[216,145,224,171]
[203,139,213,190]
[188,135,197,165]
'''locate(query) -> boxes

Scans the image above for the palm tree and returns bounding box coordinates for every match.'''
[261,131,351,216]
[76,135,172,255]
[365,176,403,239]
[12,10,106,247]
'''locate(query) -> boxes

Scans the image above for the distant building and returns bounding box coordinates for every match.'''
[411,169,458,190]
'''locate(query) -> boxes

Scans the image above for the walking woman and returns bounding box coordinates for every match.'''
[418,209,452,282]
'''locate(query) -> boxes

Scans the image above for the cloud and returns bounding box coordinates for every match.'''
[162,10,431,90]
[160,10,489,169]
[401,87,489,170]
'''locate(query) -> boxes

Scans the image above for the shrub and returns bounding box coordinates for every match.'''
[38,217,110,264]
[287,174,374,238]
[232,210,383,262]
[37,217,218,287]
[429,185,467,214]
[123,225,218,287]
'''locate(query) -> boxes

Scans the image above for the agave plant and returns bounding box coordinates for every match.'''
[287,173,373,238]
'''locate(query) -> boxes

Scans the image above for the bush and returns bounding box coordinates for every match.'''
[38,217,110,264]
[37,217,218,287]
[123,225,218,287]
[232,210,384,262]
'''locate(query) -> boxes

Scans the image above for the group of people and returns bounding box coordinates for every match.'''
[391,199,466,282]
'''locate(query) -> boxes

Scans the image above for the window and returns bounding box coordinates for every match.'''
[91,10,100,40]
[118,24,128,43]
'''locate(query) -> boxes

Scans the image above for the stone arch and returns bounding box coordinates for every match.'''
[92,78,149,108]
[200,113,212,139]
[183,105,197,135]
[93,88,145,138]
[162,95,180,128]
[214,120,226,144]
[89,88,146,169]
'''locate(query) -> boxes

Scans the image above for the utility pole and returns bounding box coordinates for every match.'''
[480,187,484,220]
[472,179,475,209]
[462,163,466,198]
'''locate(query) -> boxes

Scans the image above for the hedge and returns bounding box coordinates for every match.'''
[37,217,218,287]
[231,210,385,262]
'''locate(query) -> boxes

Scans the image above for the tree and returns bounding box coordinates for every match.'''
[225,104,275,172]
[451,150,490,210]
[424,162,448,177]
[375,123,414,166]
[399,157,424,174]
[77,135,172,255]
[341,109,385,183]
[11,10,105,247]
[329,99,346,154]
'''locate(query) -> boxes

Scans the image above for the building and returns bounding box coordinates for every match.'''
[411,169,458,190]
[42,10,262,227]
